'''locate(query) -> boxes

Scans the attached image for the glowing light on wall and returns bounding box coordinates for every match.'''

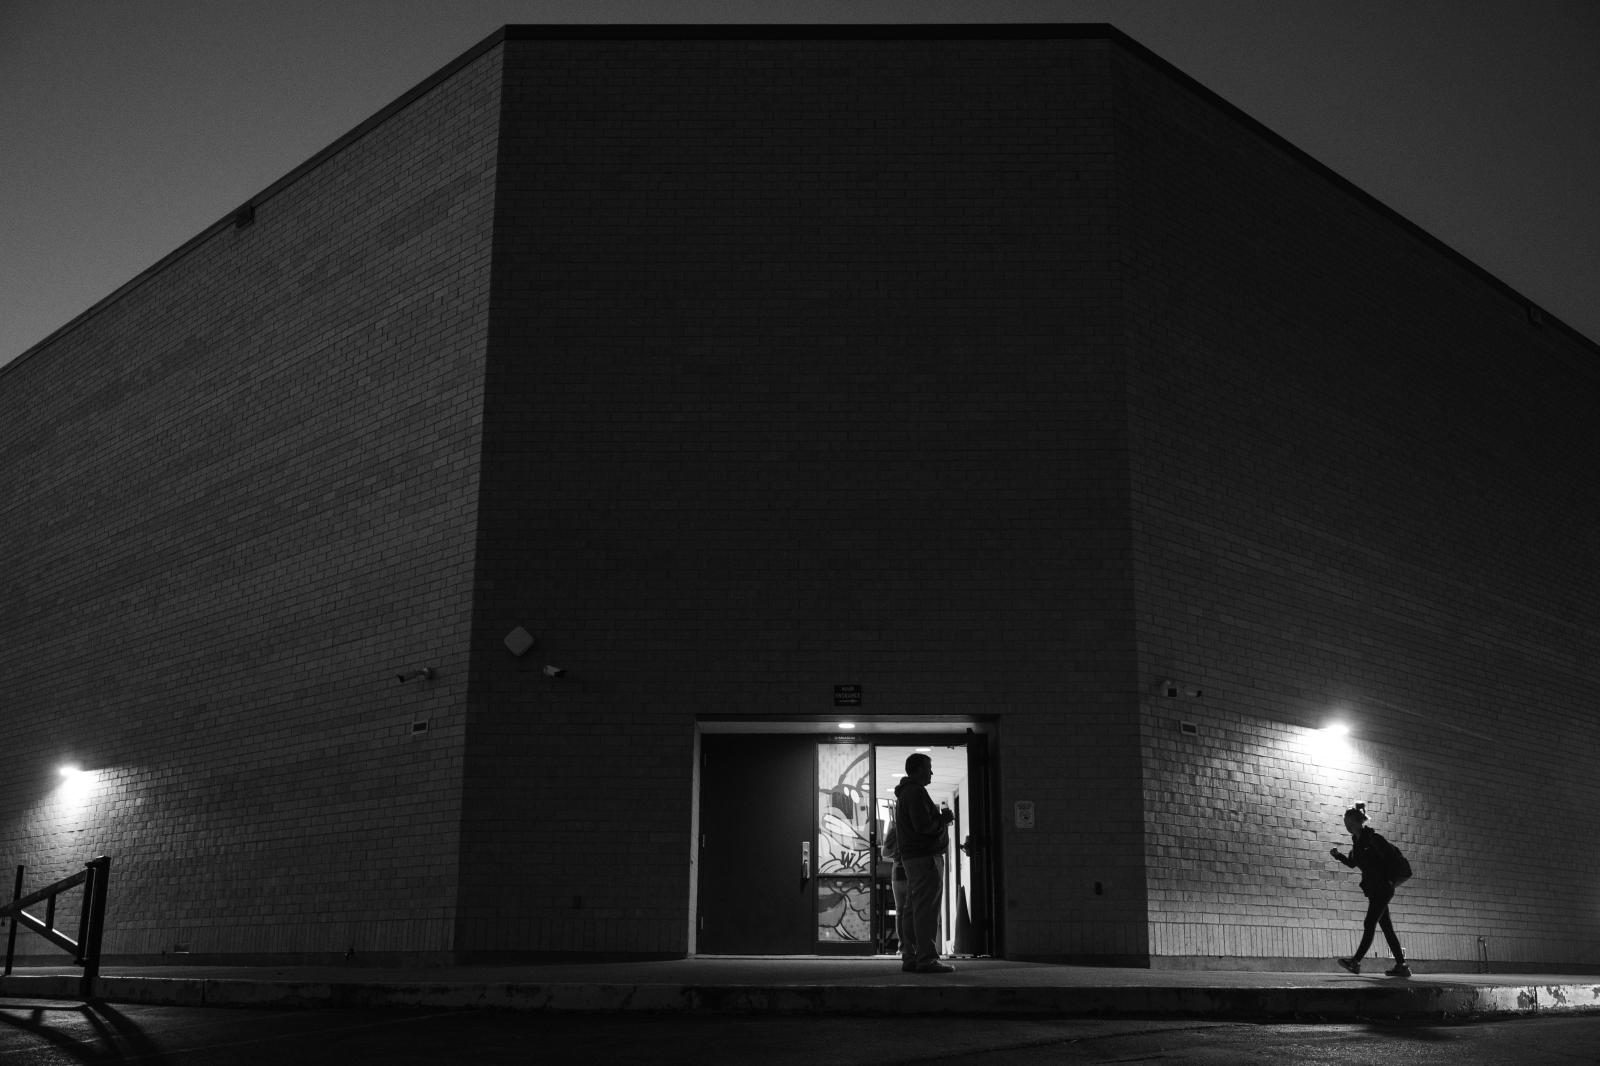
[1307,722,1353,771]
[55,763,99,806]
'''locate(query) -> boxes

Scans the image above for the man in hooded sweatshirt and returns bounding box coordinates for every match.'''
[894,752,956,973]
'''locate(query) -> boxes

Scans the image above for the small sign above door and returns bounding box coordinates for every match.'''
[833,684,862,707]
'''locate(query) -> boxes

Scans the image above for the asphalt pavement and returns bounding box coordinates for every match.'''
[3,956,1598,1021]
[9,1005,1600,1066]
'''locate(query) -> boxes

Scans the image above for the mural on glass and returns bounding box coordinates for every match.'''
[816,741,872,942]
[817,878,872,943]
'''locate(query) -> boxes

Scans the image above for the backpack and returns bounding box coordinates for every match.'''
[1378,834,1413,886]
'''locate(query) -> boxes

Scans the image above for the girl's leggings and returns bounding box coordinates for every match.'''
[1354,882,1404,961]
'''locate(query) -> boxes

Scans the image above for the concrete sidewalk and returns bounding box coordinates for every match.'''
[3,957,1598,1021]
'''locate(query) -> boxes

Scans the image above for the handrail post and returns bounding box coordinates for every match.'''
[76,872,92,963]
[1,857,113,993]
[79,856,110,1000]
[4,865,21,977]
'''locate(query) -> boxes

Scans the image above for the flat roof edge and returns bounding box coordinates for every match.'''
[0,27,513,382]
[6,22,1596,381]
[501,22,1119,41]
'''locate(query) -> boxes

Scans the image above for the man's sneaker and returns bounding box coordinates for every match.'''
[900,960,917,973]
[1385,963,1413,978]
[915,961,956,974]
[1336,957,1362,975]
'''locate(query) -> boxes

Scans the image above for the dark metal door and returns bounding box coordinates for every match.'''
[696,734,815,954]
[963,729,999,957]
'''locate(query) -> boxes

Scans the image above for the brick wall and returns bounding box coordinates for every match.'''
[0,43,503,960]
[458,32,1147,960]
[1112,45,1600,968]
[9,25,1593,969]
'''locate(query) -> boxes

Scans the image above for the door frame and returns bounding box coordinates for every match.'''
[690,716,1001,958]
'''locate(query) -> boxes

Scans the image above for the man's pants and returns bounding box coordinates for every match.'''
[892,871,910,961]
[902,854,946,966]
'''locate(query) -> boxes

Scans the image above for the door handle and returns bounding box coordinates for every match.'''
[801,840,811,882]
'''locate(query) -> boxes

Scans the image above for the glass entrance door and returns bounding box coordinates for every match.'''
[813,735,995,957]
[697,728,994,956]
[815,740,875,950]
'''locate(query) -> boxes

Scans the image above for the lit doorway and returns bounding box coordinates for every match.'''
[694,722,996,958]
[871,741,976,960]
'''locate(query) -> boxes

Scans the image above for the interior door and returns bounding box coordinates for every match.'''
[696,734,814,953]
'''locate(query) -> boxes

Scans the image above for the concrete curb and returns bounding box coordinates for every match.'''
[5,974,1600,1019]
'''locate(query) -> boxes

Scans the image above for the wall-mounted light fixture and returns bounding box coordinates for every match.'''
[396,667,435,684]
[1308,720,1354,771]
[54,761,98,804]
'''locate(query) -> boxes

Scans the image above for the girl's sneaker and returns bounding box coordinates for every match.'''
[1386,963,1413,978]
[1336,957,1362,974]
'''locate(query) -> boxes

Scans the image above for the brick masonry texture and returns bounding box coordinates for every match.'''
[1,44,503,959]
[458,33,1150,961]
[1109,45,1600,967]
[3,27,1597,968]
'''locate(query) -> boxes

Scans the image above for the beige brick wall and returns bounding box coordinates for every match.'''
[0,42,503,960]
[6,27,1595,969]
[458,33,1146,960]
[1113,44,1600,968]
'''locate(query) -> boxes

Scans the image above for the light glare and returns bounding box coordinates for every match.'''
[1308,722,1354,771]
[54,763,99,807]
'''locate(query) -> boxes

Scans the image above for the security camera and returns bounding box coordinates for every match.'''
[542,665,566,679]
[397,667,435,684]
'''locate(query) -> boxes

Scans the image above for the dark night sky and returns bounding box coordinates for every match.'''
[3,0,1596,368]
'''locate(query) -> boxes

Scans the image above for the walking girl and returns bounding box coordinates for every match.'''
[1329,803,1412,977]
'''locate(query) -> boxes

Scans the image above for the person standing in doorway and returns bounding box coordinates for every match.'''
[894,753,956,974]
[1330,803,1412,977]
[880,815,909,964]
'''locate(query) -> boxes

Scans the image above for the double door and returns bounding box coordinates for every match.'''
[696,731,995,956]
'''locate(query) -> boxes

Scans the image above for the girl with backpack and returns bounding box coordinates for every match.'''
[1330,803,1412,977]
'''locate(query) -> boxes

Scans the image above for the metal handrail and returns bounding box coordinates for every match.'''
[1,856,111,999]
